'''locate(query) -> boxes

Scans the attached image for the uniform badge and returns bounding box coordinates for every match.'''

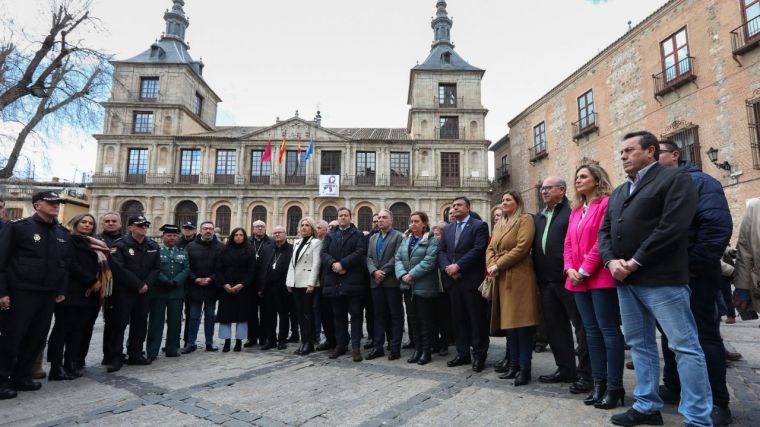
[33,233,41,242]
[110,247,117,254]
[128,248,135,256]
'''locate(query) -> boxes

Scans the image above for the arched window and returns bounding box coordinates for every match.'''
[175,200,199,227]
[251,205,267,233]
[286,206,302,237]
[322,206,338,223]
[120,200,144,233]
[216,206,231,236]
[357,206,374,232]
[390,202,411,233]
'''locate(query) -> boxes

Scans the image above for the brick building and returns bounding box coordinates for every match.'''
[495,0,760,238]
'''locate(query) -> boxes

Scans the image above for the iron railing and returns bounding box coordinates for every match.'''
[435,95,464,108]
[572,112,599,139]
[730,16,760,55]
[653,56,697,97]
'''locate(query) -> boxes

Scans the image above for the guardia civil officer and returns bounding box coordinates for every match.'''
[146,225,189,360]
[107,215,160,373]
[0,191,70,399]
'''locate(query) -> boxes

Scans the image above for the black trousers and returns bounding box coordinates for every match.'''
[661,281,729,408]
[319,291,336,346]
[539,281,590,378]
[434,290,453,347]
[720,277,735,318]
[47,305,92,367]
[109,292,150,359]
[449,284,489,360]
[79,305,100,366]
[262,286,289,343]
[182,299,191,345]
[332,295,363,349]
[362,284,374,340]
[372,286,403,353]
[407,293,435,352]
[247,291,265,342]
[286,291,298,338]
[102,297,116,361]
[292,288,314,345]
[0,289,55,382]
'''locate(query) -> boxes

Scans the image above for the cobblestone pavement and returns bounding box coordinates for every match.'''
[1,317,758,426]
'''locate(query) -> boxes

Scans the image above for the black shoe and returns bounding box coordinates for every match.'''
[63,361,83,378]
[366,349,385,360]
[260,341,276,351]
[277,341,287,350]
[107,357,123,373]
[205,344,219,352]
[300,343,314,356]
[165,352,180,358]
[328,347,347,359]
[446,355,471,367]
[48,365,75,381]
[570,377,593,394]
[101,357,112,366]
[287,334,300,343]
[388,353,401,361]
[315,342,334,352]
[363,341,374,350]
[584,381,607,406]
[625,360,634,370]
[712,405,733,426]
[472,358,485,372]
[234,339,242,352]
[294,343,304,355]
[514,369,531,386]
[402,341,415,350]
[657,385,680,405]
[417,351,432,365]
[0,383,17,400]
[534,343,548,353]
[498,365,520,380]
[610,408,663,426]
[407,351,422,364]
[539,370,576,383]
[243,340,256,348]
[595,387,626,410]
[494,356,510,373]
[222,339,231,353]
[10,379,42,391]
[126,356,152,366]
[180,345,197,354]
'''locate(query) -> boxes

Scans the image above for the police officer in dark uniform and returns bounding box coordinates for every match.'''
[146,224,189,360]
[0,191,70,400]
[107,215,160,373]
[93,212,123,367]
[178,221,196,347]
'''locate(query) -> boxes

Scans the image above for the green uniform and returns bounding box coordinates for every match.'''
[146,245,190,358]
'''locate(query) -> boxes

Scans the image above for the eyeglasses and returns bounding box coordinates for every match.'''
[133,224,149,228]
[540,185,561,192]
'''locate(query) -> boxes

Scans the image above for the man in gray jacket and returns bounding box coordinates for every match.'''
[366,209,404,360]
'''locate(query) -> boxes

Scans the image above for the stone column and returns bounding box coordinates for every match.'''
[235,196,243,227]
[200,197,208,224]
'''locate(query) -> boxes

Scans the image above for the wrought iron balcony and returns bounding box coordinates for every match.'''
[496,165,510,179]
[572,112,599,140]
[355,174,376,186]
[730,16,760,55]
[529,145,548,163]
[653,56,697,97]
[435,126,465,140]
[435,95,464,108]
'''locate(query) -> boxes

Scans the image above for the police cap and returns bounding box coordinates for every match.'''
[159,224,180,234]
[31,191,66,204]
[181,221,196,230]
[127,215,151,226]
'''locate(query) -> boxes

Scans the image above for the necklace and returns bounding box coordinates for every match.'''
[253,238,265,260]
[272,251,282,269]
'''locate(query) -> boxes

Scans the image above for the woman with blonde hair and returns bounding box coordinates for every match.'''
[286,217,322,355]
[486,190,539,386]
[563,163,625,409]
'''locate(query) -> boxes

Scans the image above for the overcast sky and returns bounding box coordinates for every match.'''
[2,0,669,181]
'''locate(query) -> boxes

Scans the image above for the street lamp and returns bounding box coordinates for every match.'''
[706,147,732,171]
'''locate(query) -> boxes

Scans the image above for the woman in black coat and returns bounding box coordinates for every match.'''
[48,213,110,380]
[215,228,255,352]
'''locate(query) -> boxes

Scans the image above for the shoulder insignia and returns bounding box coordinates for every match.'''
[10,217,26,224]
[33,233,41,242]
[110,247,118,254]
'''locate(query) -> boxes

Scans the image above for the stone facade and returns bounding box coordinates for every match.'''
[502,0,760,241]
[89,1,491,236]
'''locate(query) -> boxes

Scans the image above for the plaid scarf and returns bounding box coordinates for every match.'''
[73,234,113,300]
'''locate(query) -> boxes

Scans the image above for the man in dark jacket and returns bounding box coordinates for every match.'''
[94,212,123,366]
[107,215,161,372]
[0,191,70,399]
[321,207,368,361]
[245,220,271,347]
[257,225,293,350]
[182,221,223,354]
[658,140,733,425]
[533,177,591,393]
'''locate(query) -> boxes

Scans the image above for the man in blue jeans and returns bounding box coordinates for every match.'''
[599,131,711,427]
[182,221,223,353]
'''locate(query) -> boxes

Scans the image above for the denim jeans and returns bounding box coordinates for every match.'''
[218,322,248,340]
[188,299,216,346]
[371,286,403,353]
[574,288,625,388]
[506,326,533,370]
[617,285,712,427]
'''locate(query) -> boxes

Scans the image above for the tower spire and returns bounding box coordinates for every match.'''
[162,0,189,48]
[431,1,454,49]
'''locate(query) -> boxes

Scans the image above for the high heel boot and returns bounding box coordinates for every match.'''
[234,339,242,352]
[498,364,520,380]
[594,387,625,409]
[584,380,606,406]
[222,339,231,353]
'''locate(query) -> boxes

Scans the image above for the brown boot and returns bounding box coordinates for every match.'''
[352,348,363,362]
[32,351,46,380]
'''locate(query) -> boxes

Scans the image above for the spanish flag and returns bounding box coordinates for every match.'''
[278,136,286,164]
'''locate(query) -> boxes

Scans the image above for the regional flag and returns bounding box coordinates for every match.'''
[304,138,314,161]
[278,136,286,164]
[261,140,272,163]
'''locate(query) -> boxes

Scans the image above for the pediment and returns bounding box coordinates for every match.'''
[240,117,353,142]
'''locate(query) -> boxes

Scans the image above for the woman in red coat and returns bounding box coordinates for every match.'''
[563,163,625,409]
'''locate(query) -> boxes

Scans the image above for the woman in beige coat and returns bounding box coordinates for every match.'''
[486,189,539,386]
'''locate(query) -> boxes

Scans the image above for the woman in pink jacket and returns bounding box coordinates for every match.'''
[564,163,625,410]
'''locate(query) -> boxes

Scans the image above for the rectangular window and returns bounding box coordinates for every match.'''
[320,151,341,175]
[577,90,595,130]
[250,149,272,183]
[533,122,547,155]
[748,98,760,169]
[439,116,459,139]
[390,152,410,186]
[356,151,376,185]
[193,92,203,116]
[744,0,760,38]
[440,152,460,187]
[286,150,306,184]
[179,149,201,183]
[665,126,702,170]
[438,83,457,107]
[215,149,236,184]
[661,28,690,82]
[132,111,154,134]
[5,208,23,221]
[140,77,159,100]
[499,154,509,178]
[127,148,148,183]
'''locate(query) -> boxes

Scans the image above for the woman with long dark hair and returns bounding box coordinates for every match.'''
[48,213,112,380]
[215,227,255,352]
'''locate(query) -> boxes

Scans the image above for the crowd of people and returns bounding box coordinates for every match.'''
[0,130,758,427]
